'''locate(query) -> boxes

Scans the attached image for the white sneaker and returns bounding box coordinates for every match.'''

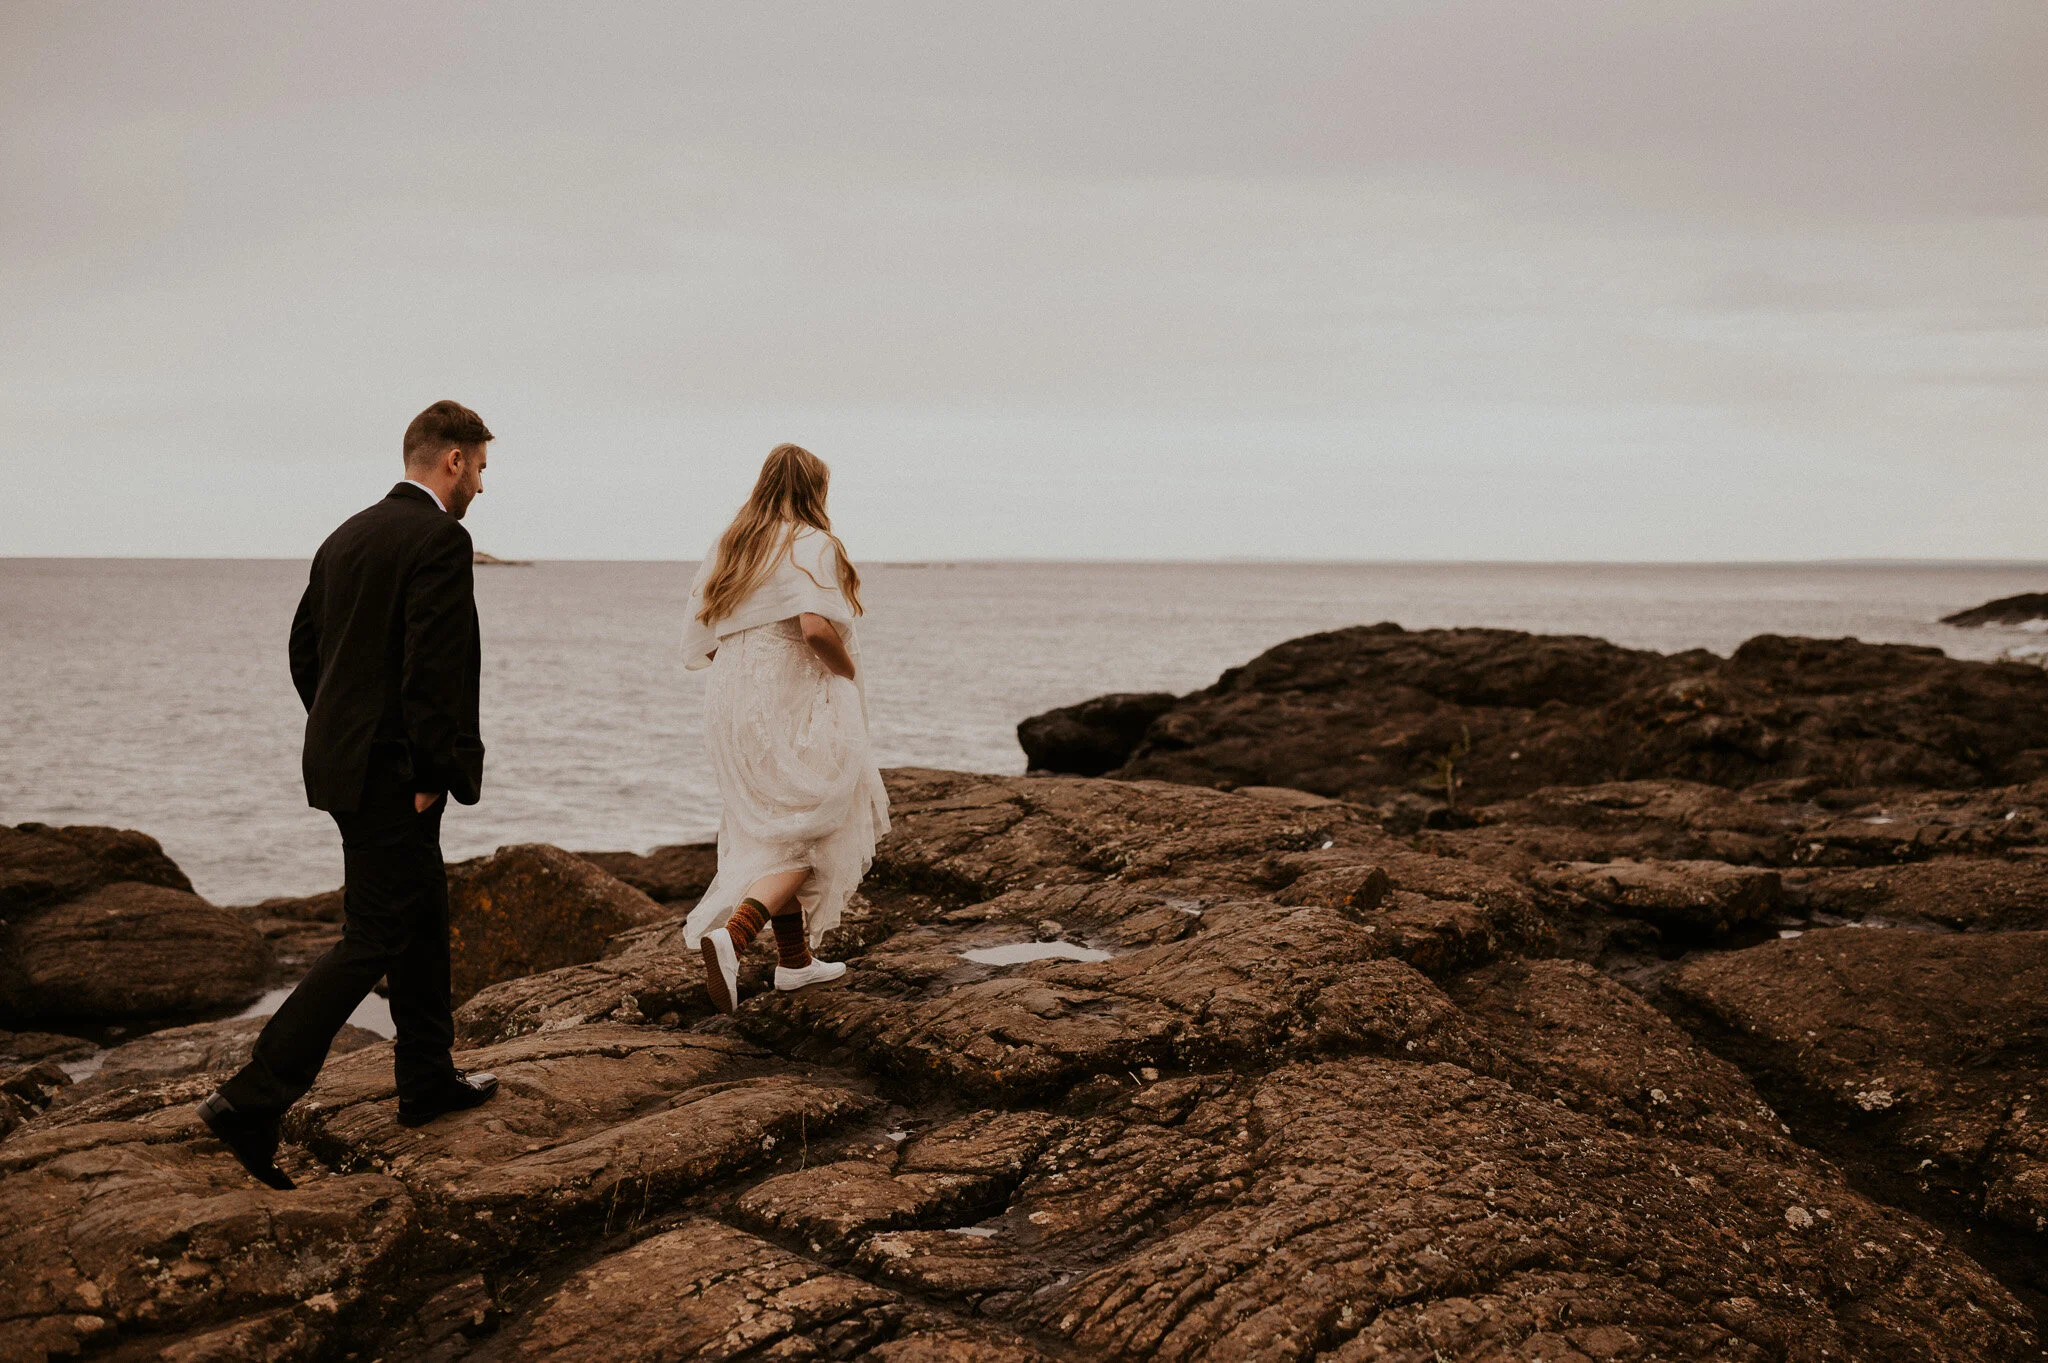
[774,958,848,991]
[700,928,740,1013]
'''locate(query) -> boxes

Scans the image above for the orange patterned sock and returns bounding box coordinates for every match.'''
[727,898,769,949]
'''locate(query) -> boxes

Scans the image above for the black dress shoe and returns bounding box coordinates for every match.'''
[396,1070,499,1128]
[196,1093,296,1190]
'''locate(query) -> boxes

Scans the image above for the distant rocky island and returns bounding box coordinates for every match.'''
[4,623,2047,1360]
[1943,590,2048,628]
[471,550,530,566]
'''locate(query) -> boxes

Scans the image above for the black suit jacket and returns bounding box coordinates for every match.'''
[289,483,485,812]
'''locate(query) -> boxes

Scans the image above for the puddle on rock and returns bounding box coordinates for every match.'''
[958,941,1115,966]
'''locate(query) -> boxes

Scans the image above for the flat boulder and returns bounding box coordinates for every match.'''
[852,1058,2036,1361]
[445,843,670,1004]
[0,1104,415,1362]
[289,1022,873,1260]
[487,1216,1053,1362]
[0,881,272,1025]
[452,950,704,1045]
[0,822,192,915]
[573,842,717,904]
[1551,857,1782,936]
[1797,856,2048,931]
[452,909,709,1044]
[1667,928,2048,1239]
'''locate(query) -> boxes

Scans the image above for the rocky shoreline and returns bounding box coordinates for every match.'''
[5,625,2048,1360]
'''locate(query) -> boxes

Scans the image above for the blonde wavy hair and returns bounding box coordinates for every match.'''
[695,443,864,625]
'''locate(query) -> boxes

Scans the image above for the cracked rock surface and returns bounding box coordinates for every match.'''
[9,629,2048,1361]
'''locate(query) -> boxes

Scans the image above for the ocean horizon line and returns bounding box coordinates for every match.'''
[8,555,2048,571]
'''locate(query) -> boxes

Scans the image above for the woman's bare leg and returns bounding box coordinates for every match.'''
[740,867,810,917]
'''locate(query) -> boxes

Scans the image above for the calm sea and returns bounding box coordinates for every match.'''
[5,558,2045,906]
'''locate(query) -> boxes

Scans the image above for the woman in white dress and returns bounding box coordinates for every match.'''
[679,443,890,1012]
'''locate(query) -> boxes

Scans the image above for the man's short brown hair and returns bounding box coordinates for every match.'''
[403,400,493,468]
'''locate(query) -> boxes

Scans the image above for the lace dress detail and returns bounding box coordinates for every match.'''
[680,554,889,949]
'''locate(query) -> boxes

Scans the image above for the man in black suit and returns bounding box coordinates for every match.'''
[201,400,501,1189]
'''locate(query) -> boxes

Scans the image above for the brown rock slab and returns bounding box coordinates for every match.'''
[1551,858,1782,936]
[452,921,709,1044]
[871,768,1362,905]
[485,1216,1053,1362]
[574,842,718,905]
[960,1060,2038,1361]
[0,1104,414,1362]
[231,887,345,923]
[743,902,1402,1101]
[0,1031,99,1065]
[1016,690,1177,777]
[53,1013,381,1109]
[445,843,671,1005]
[734,1159,996,1254]
[1,1060,72,1138]
[0,882,272,1025]
[1450,957,1794,1156]
[1667,928,2048,1238]
[0,822,193,914]
[1032,625,2048,802]
[289,1023,873,1258]
[1798,856,2048,931]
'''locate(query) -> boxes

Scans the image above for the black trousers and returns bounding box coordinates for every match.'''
[221,764,457,1116]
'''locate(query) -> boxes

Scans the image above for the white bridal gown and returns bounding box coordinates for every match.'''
[678,525,890,950]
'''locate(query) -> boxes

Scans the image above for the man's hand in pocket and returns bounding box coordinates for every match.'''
[415,792,444,814]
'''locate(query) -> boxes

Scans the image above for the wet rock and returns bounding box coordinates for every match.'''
[1944,591,2048,628]
[1,1060,71,1138]
[0,1031,98,1066]
[445,844,671,1005]
[1016,691,1177,777]
[870,768,1361,905]
[54,1014,381,1109]
[0,881,272,1026]
[0,823,266,1027]
[1032,626,2048,802]
[1667,928,2048,1240]
[1796,857,2048,931]
[851,1059,2036,1361]
[734,1159,997,1254]
[1442,778,1816,868]
[0,1106,415,1363]
[1450,957,1794,1155]
[574,841,718,905]
[744,772,1552,1099]
[747,902,1412,1101]
[484,1216,1053,1362]
[1550,858,1782,936]
[288,1022,873,1260]
[11,767,2045,1360]
[1304,957,1495,1068]
[733,1111,1076,1259]
[0,822,193,914]
[452,917,709,1044]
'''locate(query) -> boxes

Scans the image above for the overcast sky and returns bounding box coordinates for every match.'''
[2,2,2043,561]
